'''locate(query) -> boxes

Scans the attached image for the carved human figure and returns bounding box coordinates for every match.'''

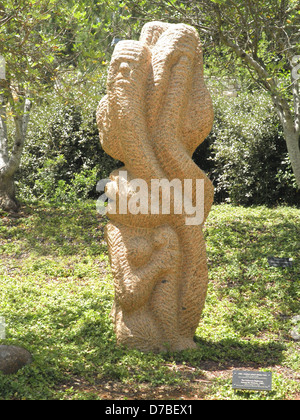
[97,22,214,352]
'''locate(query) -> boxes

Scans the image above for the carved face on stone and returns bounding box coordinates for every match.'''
[107,41,151,88]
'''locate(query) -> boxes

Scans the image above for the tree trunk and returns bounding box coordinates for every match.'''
[0,94,18,211]
[0,173,19,212]
[0,93,31,212]
[284,128,300,188]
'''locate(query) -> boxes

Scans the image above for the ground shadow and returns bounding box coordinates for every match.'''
[3,203,108,257]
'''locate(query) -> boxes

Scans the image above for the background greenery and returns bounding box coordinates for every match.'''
[1,0,298,207]
[15,84,121,204]
[15,86,299,207]
[194,89,299,205]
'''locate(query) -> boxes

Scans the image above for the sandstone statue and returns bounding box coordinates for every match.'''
[97,21,214,352]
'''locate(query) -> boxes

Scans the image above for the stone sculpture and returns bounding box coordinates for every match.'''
[97,21,214,352]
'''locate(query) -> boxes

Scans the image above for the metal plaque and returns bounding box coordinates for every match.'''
[268,257,293,268]
[232,370,272,391]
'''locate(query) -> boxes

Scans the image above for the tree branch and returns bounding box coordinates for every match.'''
[291,67,300,134]
[5,94,31,177]
[218,31,296,131]
[0,94,8,171]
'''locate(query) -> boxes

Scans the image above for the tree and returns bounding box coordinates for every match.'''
[125,0,300,189]
[0,0,109,211]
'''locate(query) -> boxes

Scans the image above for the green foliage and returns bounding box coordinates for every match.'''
[15,86,121,204]
[0,203,299,400]
[2,0,298,207]
[193,91,299,206]
[0,0,111,91]
[123,0,300,188]
[17,87,299,206]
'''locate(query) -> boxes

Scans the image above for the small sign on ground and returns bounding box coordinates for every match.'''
[232,370,272,391]
[268,257,293,268]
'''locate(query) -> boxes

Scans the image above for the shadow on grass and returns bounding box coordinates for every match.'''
[192,337,286,367]
[207,212,300,263]
[4,203,108,257]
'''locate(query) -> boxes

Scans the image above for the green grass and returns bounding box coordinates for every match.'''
[0,202,299,400]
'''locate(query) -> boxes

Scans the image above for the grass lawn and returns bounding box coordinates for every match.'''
[0,201,299,400]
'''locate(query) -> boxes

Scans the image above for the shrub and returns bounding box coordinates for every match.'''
[17,85,299,207]
[193,91,299,206]
[16,87,121,204]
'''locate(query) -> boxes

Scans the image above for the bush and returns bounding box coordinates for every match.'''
[16,87,121,204]
[193,91,299,206]
[17,85,299,207]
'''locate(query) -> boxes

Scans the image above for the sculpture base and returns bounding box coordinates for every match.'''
[106,221,207,353]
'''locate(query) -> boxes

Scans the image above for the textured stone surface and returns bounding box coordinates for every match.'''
[97,21,214,352]
[0,345,32,375]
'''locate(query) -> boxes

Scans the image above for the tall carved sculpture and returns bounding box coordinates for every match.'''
[97,22,214,352]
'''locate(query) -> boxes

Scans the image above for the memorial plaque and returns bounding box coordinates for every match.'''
[268,257,293,268]
[232,370,272,391]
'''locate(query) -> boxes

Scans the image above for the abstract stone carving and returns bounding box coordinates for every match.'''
[97,22,214,352]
